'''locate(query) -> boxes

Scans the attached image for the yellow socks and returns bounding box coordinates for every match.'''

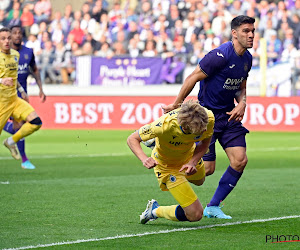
[155,205,179,221]
[12,123,41,142]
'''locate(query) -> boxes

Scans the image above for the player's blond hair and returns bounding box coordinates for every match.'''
[177,99,208,134]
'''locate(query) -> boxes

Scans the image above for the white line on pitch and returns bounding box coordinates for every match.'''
[1,147,299,160]
[2,215,300,250]
[0,152,131,160]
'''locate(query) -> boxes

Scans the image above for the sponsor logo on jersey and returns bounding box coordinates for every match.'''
[194,135,202,140]
[223,77,244,90]
[229,64,235,68]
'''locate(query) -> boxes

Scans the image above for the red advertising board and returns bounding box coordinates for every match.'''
[29,96,300,131]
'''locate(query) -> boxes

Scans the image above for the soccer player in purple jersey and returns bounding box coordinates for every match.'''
[163,15,255,219]
[3,25,46,169]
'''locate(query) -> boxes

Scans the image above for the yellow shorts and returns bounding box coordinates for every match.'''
[153,159,205,207]
[0,98,35,133]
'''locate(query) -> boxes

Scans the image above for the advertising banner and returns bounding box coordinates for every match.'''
[90,57,164,86]
[30,96,300,131]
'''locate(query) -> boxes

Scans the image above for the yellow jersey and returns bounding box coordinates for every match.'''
[139,108,215,169]
[0,49,20,103]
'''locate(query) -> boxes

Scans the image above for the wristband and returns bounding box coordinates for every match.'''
[18,86,25,93]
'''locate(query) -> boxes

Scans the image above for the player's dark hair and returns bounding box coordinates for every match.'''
[231,15,255,30]
[0,27,11,33]
[10,25,22,31]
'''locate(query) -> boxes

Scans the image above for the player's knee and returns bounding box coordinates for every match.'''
[186,210,203,222]
[205,162,216,176]
[29,117,42,130]
[189,177,205,186]
[233,156,248,170]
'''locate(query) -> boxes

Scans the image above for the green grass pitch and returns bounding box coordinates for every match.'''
[0,130,299,249]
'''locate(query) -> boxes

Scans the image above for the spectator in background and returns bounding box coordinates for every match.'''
[127,21,138,41]
[38,40,56,83]
[155,29,173,54]
[69,20,85,45]
[8,9,22,28]
[282,28,294,50]
[34,0,52,24]
[6,1,21,22]
[108,1,125,22]
[167,4,180,29]
[20,5,34,38]
[26,34,42,62]
[291,0,300,17]
[61,4,73,34]
[113,41,127,55]
[128,37,141,58]
[183,12,200,45]
[229,0,245,16]
[22,0,38,12]
[0,0,10,12]
[85,32,101,53]
[0,9,8,28]
[92,12,109,42]
[81,2,91,17]
[267,30,282,54]
[60,40,77,84]
[125,8,138,23]
[142,39,157,57]
[189,40,205,65]
[49,11,62,33]
[92,0,108,22]
[51,22,64,46]
[137,1,153,23]
[80,12,97,35]
[81,41,94,55]
[95,41,114,58]
[154,14,169,33]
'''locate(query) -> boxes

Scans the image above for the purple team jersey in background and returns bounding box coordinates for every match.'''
[198,41,252,112]
[17,46,36,95]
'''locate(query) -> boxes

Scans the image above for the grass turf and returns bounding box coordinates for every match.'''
[0,130,299,249]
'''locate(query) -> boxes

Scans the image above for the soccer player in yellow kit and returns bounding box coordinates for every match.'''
[127,100,214,223]
[0,27,42,161]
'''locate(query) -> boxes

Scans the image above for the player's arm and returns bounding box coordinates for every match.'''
[30,64,46,102]
[17,81,29,102]
[179,136,212,175]
[162,65,207,114]
[226,80,247,122]
[127,131,158,169]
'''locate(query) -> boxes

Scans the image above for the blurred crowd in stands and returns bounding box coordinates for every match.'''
[1,0,300,86]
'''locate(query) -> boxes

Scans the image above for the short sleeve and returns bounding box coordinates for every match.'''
[138,116,164,142]
[199,49,228,76]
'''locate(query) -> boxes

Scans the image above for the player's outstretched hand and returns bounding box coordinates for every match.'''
[226,103,246,122]
[179,164,197,175]
[143,157,158,169]
[2,77,14,86]
[39,90,46,102]
[161,103,177,114]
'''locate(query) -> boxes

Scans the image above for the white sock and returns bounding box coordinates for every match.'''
[152,208,158,217]
[7,137,16,145]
